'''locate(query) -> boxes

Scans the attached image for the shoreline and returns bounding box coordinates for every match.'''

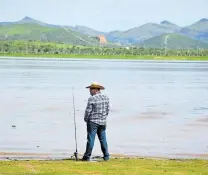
[0,53,208,61]
[0,151,207,160]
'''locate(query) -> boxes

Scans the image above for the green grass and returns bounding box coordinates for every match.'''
[1,52,208,61]
[0,158,207,175]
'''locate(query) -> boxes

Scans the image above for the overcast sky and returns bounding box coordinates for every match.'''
[0,0,207,32]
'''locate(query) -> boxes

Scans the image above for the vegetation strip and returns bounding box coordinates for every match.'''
[0,158,207,175]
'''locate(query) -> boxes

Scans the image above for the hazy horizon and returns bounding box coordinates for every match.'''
[1,0,207,32]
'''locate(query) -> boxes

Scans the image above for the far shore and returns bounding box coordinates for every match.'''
[0,53,208,61]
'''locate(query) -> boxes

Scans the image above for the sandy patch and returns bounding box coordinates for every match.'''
[174,153,208,158]
[0,152,49,156]
[188,123,208,127]
[133,111,170,120]
[196,116,208,123]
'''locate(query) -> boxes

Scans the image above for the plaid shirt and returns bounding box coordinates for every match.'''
[84,92,110,125]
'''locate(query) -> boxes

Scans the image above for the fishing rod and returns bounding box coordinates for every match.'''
[72,87,78,161]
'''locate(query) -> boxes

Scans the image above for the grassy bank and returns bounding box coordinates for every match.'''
[0,158,207,175]
[1,53,208,60]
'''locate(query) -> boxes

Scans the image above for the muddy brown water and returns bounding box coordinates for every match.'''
[0,57,208,159]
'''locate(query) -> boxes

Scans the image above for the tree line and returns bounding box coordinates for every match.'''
[0,41,208,56]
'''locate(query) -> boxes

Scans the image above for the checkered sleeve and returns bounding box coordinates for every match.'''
[84,97,94,122]
[106,97,110,115]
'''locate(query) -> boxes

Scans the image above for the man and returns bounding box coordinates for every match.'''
[82,82,110,161]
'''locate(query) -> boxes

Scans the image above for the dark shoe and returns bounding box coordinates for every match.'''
[81,157,90,161]
[103,157,109,161]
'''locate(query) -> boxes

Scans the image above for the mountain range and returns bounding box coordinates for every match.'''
[0,16,208,49]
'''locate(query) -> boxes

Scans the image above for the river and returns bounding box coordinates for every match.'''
[0,57,208,159]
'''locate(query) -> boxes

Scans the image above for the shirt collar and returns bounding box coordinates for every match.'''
[92,91,101,96]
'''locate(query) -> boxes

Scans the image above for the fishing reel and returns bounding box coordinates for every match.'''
[71,151,78,161]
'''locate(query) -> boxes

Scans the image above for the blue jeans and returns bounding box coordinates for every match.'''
[83,122,109,160]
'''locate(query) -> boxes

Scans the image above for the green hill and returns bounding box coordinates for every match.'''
[138,33,208,49]
[105,21,181,44]
[70,25,104,37]
[180,18,208,43]
[186,18,208,32]
[104,19,207,45]
[0,23,100,46]
[160,20,180,30]
[119,23,179,41]
[1,16,208,47]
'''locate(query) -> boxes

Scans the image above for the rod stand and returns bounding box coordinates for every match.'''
[74,151,78,161]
